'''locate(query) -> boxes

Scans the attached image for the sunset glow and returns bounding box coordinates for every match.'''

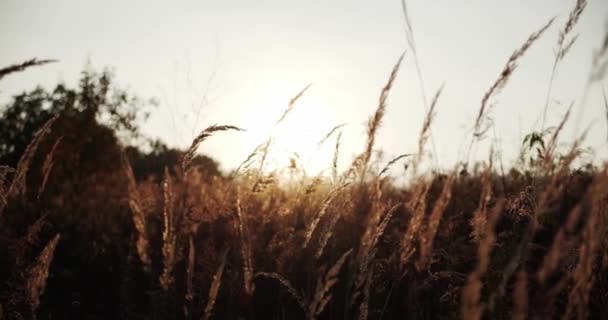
[2,1,608,318]
[238,80,340,175]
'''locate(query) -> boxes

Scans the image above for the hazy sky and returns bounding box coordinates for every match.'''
[1,0,607,175]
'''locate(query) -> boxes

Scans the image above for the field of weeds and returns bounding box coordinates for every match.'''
[2,1,608,319]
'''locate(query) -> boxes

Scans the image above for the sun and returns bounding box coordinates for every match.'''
[238,80,340,176]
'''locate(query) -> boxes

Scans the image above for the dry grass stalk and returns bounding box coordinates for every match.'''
[353,204,401,307]
[400,181,431,268]
[474,17,554,138]
[25,234,60,316]
[344,154,365,182]
[417,173,455,270]
[236,196,255,295]
[557,0,587,52]
[471,152,494,241]
[461,200,504,320]
[203,248,228,320]
[37,137,63,200]
[521,140,580,234]
[512,271,528,320]
[361,53,405,177]
[358,203,400,271]
[0,165,15,185]
[332,131,342,183]
[541,0,586,130]
[489,136,586,309]
[564,177,607,320]
[358,203,398,261]
[182,124,244,173]
[23,214,48,248]
[357,270,372,320]
[542,103,573,169]
[534,134,586,221]
[399,0,415,51]
[1,115,58,215]
[14,213,49,267]
[255,272,307,310]
[233,139,270,178]
[378,154,411,178]
[160,168,176,291]
[413,85,443,175]
[0,58,57,81]
[369,204,400,255]
[603,88,608,141]
[315,210,342,259]
[305,176,324,195]
[11,116,59,198]
[303,183,350,248]
[0,166,15,215]
[288,152,306,177]
[239,85,310,182]
[318,123,346,146]
[186,235,195,303]
[590,29,608,82]
[251,139,273,192]
[557,34,579,62]
[308,249,353,319]
[537,204,582,283]
[121,151,151,272]
[400,0,440,166]
[597,171,608,268]
[276,84,312,124]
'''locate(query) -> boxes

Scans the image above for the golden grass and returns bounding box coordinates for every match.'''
[1,3,608,319]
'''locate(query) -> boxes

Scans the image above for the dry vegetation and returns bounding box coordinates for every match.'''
[2,1,608,319]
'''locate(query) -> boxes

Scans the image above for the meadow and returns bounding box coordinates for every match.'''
[1,1,608,319]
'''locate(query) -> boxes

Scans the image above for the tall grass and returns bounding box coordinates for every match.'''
[1,3,608,319]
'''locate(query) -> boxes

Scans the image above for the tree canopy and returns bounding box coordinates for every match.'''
[0,67,221,179]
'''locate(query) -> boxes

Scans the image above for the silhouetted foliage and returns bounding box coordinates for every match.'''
[0,68,149,167]
[126,139,223,181]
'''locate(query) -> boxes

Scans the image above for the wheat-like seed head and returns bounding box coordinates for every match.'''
[303,182,350,248]
[25,234,60,315]
[332,131,342,183]
[236,195,255,295]
[203,248,229,320]
[461,200,505,320]
[185,235,196,303]
[361,53,405,177]
[160,168,176,291]
[1,115,58,215]
[413,85,443,175]
[474,18,554,138]
[0,58,57,81]
[378,154,411,178]
[254,272,307,311]
[120,151,151,272]
[182,124,244,173]
[308,249,352,319]
[557,0,587,50]
[417,173,455,271]
[37,136,63,200]
[318,123,346,146]
[276,84,312,125]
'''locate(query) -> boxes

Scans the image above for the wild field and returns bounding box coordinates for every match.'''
[1,1,608,319]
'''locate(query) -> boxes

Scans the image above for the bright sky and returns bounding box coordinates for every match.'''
[1,0,607,175]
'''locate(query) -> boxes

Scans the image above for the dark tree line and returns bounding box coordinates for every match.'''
[0,67,221,178]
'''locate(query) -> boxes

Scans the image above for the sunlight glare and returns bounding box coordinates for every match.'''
[239,81,340,176]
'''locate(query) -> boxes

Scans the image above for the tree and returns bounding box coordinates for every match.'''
[0,66,224,180]
[126,139,222,181]
[0,68,150,167]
